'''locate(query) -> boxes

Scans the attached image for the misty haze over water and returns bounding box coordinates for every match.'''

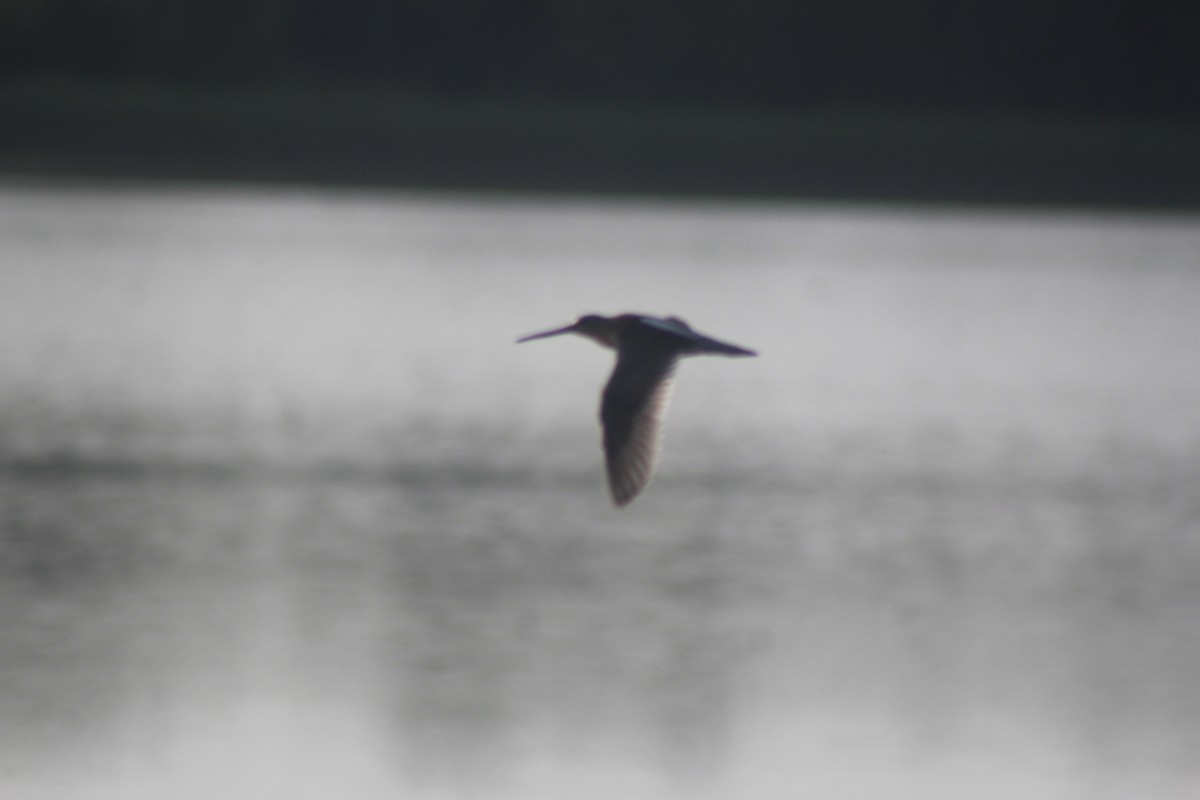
[1,181,1198,799]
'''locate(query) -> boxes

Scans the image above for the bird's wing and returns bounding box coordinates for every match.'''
[600,348,678,506]
[640,316,692,336]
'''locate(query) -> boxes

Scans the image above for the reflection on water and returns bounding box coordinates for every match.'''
[3,460,1199,800]
[1,181,1199,799]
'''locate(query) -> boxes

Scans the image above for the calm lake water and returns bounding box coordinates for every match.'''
[1,180,1199,799]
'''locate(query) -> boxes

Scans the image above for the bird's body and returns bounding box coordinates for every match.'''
[518,313,757,506]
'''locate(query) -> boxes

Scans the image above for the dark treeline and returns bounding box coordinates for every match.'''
[2,0,1197,118]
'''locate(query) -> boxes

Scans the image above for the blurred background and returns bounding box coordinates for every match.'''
[1,0,1199,203]
[2,3,1199,800]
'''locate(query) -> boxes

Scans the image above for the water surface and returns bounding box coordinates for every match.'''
[1,181,1198,799]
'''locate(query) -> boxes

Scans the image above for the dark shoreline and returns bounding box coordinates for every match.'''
[3,80,1198,209]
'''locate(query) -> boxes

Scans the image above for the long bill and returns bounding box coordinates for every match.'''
[516,323,577,343]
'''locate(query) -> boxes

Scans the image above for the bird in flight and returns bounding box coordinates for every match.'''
[517,313,757,506]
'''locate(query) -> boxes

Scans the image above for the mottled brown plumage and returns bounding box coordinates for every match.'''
[518,313,757,506]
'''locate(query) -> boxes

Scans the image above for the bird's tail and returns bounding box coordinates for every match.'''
[690,336,757,357]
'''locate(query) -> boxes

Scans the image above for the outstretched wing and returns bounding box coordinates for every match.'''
[600,347,679,506]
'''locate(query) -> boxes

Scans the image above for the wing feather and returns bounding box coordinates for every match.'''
[600,348,678,506]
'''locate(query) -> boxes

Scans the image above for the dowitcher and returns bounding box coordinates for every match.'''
[518,313,757,506]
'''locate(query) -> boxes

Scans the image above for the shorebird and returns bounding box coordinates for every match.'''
[517,313,757,506]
